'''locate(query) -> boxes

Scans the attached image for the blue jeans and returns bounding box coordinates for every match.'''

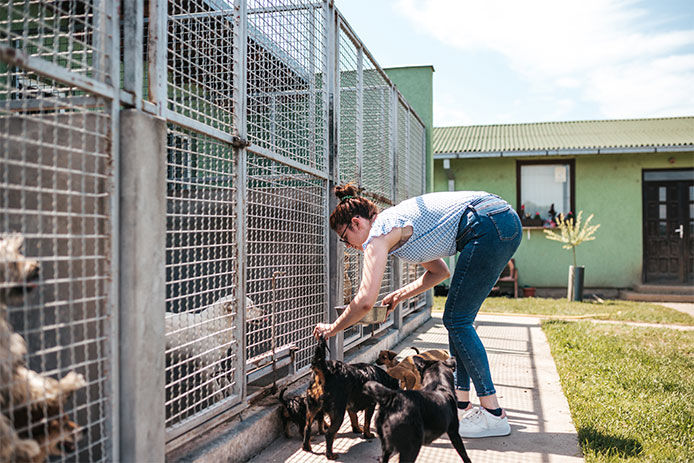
[442,195,522,397]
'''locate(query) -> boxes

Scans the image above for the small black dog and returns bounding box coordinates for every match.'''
[303,337,399,460]
[364,357,472,463]
[278,387,325,438]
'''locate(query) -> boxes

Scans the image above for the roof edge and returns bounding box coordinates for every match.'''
[434,144,694,159]
[433,115,694,130]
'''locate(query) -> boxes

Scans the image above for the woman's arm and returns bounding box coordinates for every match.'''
[382,258,450,312]
[313,233,393,339]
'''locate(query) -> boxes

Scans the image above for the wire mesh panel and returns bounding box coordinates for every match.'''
[164,124,240,432]
[337,24,358,185]
[395,99,410,204]
[341,246,361,347]
[0,0,112,83]
[361,57,391,200]
[245,151,326,374]
[167,0,236,132]
[400,261,425,317]
[246,1,327,169]
[408,115,425,197]
[0,77,113,460]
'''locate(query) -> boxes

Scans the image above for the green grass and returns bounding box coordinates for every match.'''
[431,296,694,326]
[543,321,694,462]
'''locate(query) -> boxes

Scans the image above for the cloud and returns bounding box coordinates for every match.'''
[587,54,694,118]
[434,100,476,127]
[397,0,694,119]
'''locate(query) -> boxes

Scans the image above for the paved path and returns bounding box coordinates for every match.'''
[657,302,694,319]
[248,314,584,462]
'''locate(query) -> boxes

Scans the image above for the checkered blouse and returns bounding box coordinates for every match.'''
[363,191,491,263]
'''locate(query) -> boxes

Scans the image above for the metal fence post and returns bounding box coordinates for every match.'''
[326,1,344,361]
[123,0,143,109]
[119,109,167,462]
[390,86,404,327]
[233,0,249,402]
[148,0,168,115]
[108,0,122,460]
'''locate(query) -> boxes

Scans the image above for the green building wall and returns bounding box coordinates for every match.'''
[434,151,694,289]
[385,66,434,192]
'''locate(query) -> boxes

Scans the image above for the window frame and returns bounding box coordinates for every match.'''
[516,159,576,227]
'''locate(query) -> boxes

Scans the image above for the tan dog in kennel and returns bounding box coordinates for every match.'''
[0,234,86,462]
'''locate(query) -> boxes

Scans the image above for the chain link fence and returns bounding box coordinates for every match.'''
[0,0,426,459]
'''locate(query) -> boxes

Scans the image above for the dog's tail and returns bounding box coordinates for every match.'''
[278,386,288,404]
[409,346,420,355]
[363,380,397,405]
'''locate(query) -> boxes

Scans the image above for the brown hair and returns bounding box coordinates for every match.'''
[329,183,379,231]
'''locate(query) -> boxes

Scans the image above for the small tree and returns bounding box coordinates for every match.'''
[543,211,600,267]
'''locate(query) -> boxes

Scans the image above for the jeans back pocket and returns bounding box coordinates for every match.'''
[487,207,520,242]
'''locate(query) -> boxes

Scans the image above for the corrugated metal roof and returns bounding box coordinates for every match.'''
[433,116,694,156]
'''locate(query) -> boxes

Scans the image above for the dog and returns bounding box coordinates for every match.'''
[303,337,400,460]
[165,295,257,398]
[1,233,85,462]
[364,357,472,463]
[278,387,326,439]
[376,347,450,390]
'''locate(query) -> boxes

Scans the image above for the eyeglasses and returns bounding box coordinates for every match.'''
[339,224,350,244]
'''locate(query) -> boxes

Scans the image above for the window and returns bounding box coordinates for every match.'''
[516,160,575,227]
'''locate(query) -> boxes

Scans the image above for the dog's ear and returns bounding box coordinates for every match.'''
[387,350,397,361]
[2,233,24,253]
[443,357,456,370]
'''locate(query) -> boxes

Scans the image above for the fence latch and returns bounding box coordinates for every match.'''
[232,136,250,149]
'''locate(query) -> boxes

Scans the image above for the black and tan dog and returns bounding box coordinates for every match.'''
[303,337,399,460]
[364,357,472,463]
[278,386,326,439]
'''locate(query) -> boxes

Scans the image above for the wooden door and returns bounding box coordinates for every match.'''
[643,169,694,284]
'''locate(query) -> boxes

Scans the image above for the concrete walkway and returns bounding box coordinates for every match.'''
[657,302,694,319]
[248,313,584,462]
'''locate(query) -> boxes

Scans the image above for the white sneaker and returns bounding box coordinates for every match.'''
[457,405,475,421]
[458,407,511,438]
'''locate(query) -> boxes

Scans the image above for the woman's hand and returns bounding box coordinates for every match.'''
[313,322,335,340]
[382,289,406,315]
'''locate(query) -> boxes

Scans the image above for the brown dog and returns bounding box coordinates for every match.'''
[376,347,450,390]
[1,234,85,461]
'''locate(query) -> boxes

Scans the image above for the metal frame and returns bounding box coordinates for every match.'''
[0,0,428,458]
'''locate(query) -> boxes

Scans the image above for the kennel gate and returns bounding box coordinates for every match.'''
[0,0,428,460]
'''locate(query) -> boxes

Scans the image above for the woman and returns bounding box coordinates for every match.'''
[313,183,522,438]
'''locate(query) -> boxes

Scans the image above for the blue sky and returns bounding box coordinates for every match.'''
[335,0,694,127]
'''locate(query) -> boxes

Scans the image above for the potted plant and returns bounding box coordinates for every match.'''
[543,211,600,301]
[522,286,536,297]
[520,205,544,227]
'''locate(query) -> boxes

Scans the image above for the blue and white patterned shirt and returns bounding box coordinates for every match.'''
[363,191,491,263]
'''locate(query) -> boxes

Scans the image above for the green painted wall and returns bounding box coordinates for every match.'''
[384,66,434,192]
[434,151,694,288]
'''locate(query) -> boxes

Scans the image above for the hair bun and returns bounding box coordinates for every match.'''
[334,182,360,200]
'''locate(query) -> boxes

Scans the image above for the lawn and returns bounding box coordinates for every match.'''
[432,296,694,326]
[544,321,694,462]
[431,295,694,461]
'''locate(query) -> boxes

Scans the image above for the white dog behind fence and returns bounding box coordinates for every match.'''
[165,295,262,405]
